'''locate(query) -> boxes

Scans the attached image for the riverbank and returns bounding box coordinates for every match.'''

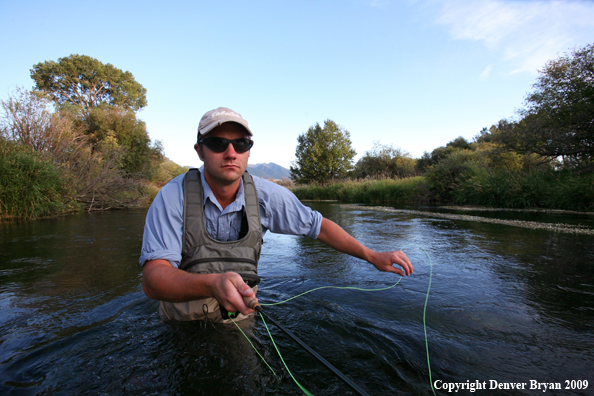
[291,176,427,205]
[4,166,593,222]
[291,170,594,212]
[0,135,184,222]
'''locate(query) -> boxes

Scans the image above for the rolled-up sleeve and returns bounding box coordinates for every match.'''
[254,177,323,239]
[139,175,185,268]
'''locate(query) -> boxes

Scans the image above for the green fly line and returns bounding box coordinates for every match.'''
[231,310,314,396]
[232,244,436,396]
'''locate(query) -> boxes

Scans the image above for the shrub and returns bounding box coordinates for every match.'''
[152,158,187,187]
[423,150,484,203]
[0,138,74,220]
[354,142,416,179]
[457,169,594,210]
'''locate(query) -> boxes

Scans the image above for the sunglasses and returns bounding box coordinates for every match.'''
[198,137,254,153]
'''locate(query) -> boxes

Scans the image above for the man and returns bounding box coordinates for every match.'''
[140,107,413,322]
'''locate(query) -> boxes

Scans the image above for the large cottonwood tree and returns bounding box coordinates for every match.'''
[30,54,159,178]
[30,54,147,114]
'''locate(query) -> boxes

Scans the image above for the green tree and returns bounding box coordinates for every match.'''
[354,141,415,179]
[496,43,594,171]
[290,120,356,184]
[473,126,496,144]
[447,136,471,150]
[30,54,147,115]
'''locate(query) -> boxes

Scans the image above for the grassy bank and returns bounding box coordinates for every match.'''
[0,138,185,222]
[1,87,189,222]
[291,176,427,205]
[291,170,594,211]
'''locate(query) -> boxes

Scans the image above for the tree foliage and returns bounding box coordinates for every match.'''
[0,87,153,218]
[0,53,173,219]
[30,54,147,115]
[354,141,416,179]
[495,43,594,171]
[415,136,470,174]
[290,120,356,184]
[86,107,162,178]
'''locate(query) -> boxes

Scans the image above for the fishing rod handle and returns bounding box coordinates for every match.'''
[243,295,261,310]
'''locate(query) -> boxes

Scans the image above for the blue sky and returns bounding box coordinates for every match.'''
[1,0,593,169]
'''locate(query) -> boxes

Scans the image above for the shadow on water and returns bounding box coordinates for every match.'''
[1,204,593,395]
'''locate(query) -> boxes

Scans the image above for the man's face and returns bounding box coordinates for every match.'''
[194,123,251,187]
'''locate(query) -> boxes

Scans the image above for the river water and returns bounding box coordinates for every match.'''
[1,202,593,395]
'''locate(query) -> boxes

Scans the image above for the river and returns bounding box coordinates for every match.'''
[0,202,593,395]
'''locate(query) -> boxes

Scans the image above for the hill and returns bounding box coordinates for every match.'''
[247,163,291,180]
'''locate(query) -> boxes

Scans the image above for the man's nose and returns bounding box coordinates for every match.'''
[223,142,237,157]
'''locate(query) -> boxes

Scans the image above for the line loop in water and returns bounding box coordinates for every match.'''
[232,244,436,396]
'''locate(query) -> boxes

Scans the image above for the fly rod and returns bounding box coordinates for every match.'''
[244,297,371,396]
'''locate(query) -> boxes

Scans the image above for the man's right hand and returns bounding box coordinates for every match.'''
[210,272,257,316]
[142,260,257,316]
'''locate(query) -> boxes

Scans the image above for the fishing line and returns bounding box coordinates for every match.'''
[259,278,403,307]
[232,244,436,396]
[230,319,279,380]
[258,313,314,396]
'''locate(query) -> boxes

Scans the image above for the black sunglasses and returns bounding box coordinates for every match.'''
[198,137,254,153]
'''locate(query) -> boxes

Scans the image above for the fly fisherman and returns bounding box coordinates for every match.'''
[140,107,413,322]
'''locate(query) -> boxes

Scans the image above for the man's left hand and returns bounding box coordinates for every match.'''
[369,250,413,276]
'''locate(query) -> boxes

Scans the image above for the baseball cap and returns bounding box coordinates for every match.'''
[197,107,252,142]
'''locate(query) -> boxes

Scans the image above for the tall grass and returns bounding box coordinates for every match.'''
[291,176,427,204]
[0,139,75,220]
[291,170,593,212]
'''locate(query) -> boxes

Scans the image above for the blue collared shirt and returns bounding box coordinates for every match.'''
[139,171,323,268]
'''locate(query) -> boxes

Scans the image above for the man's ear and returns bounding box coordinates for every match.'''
[194,144,204,161]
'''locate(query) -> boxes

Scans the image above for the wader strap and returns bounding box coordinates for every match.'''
[182,168,203,260]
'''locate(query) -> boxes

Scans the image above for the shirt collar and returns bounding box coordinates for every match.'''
[200,169,245,213]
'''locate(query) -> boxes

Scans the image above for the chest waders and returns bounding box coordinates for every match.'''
[158,169,263,322]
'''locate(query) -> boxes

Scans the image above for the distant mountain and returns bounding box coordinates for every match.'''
[247,162,291,180]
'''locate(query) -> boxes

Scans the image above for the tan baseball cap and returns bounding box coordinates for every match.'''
[197,107,252,141]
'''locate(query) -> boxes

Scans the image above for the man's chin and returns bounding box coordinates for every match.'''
[217,168,244,182]
[203,165,246,186]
